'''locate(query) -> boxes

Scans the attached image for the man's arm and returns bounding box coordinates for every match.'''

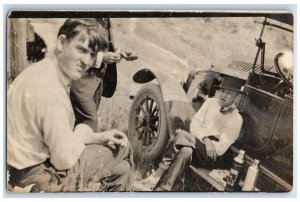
[211,115,243,156]
[40,94,86,171]
[190,98,214,142]
[202,136,218,161]
[94,52,104,67]
[101,49,138,65]
[117,49,138,61]
[102,51,122,64]
[190,99,218,161]
[39,93,128,171]
[74,123,128,149]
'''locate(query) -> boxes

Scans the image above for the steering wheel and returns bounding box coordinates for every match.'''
[274,51,293,89]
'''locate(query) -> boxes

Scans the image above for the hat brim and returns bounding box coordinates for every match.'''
[214,85,243,93]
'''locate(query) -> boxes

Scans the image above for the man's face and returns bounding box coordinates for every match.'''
[218,88,238,108]
[57,31,98,80]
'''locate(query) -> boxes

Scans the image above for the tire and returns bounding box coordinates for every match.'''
[128,83,169,168]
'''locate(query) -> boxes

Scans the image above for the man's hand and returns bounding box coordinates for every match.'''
[117,49,138,61]
[102,52,122,64]
[203,137,218,161]
[101,129,129,149]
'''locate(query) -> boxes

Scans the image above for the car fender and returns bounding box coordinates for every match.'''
[133,68,196,139]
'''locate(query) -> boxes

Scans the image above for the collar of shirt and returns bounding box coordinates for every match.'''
[221,103,236,111]
[219,102,236,114]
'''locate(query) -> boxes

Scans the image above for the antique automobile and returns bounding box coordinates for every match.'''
[128,15,293,192]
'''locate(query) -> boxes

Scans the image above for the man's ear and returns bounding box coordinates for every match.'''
[57,34,67,52]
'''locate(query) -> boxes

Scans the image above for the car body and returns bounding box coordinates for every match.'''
[128,15,293,192]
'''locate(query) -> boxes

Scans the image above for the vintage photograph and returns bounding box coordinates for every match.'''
[6,11,293,193]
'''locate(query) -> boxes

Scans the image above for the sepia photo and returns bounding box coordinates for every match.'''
[6,11,294,193]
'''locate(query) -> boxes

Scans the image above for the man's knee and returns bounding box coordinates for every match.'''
[118,160,131,175]
[173,130,196,151]
[178,147,193,159]
[175,130,194,141]
[111,160,132,191]
[176,129,190,136]
[111,160,131,184]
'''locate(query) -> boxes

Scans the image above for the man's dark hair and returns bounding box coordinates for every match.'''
[58,18,108,52]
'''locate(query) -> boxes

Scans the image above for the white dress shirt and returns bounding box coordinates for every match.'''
[7,55,85,171]
[190,98,243,156]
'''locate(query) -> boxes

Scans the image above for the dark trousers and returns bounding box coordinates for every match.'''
[71,81,103,132]
[157,130,232,191]
[8,144,132,192]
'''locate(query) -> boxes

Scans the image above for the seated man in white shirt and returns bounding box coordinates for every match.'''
[133,75,244,191]
[7,18,132,192]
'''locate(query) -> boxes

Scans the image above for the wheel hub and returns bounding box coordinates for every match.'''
[134,96,160,147]
[145,114,151,127]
